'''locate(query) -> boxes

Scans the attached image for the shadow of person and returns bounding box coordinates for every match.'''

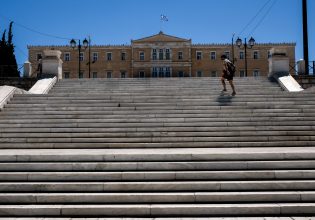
[216,93,235,106]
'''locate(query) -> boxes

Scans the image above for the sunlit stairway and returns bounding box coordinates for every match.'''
[0,77,315,218]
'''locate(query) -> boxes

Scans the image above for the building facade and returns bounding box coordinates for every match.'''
[28,32,296,78]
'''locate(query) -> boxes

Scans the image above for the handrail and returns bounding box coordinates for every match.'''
[0,86,29,110]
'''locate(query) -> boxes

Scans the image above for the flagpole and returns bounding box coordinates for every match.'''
[160,19,162,32]
[160,15,168,33]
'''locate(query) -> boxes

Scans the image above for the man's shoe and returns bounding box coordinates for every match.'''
[231,92,236,96]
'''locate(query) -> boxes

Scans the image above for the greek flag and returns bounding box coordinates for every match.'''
[160,15,168,22]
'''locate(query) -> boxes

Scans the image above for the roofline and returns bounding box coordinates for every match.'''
[27,45,132,49]
[27,42,296,49]
[192,43,296,46]
[132,31,191,43]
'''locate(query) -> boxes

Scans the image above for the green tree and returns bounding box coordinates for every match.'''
[0,30,7,76]
[0,22,19,77]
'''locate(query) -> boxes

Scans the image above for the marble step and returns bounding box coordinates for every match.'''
[3,109,315,115]
[15,93,311,98]
[1,180,315,192]
[51,83,280,87]
[13,93,313,98]
[2,113,315,119]
[1,126,312,133]
[7,103,314,108]
[0,136,314,145]
[1,131,314,138]
[1,141,315,149]
[1,160,315,171]
[0,203,315,216]
[48,91,285,95]
[0,147,314,162]
[9,100,314,106]
[0,170,315,181]
[3,104,314,111]
[0,218,312,220]
[49,86,281,89]
[1,115,313,122]
[1,121,315,128]
[4,106,315,112]
[1,191,314,204]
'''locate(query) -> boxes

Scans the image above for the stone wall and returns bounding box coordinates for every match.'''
[293,75,315,89]
[0,77,38,90]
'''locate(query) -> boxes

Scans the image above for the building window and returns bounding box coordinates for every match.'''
[211,71,217,77]
[197,71,203,77]
[225,51,230,59]
[152,67,158,77]
[253,70,260,77]
[64,53,70,61]
[165,49,170,60]
[107,71,112,78]
[240,70,245,77]
[92,72,97,78]
[178,71,184,77]
[139,71,145,78]
[79,72,83,78]
[64,72,70,78]
[107,52,112,61]
[268,51,272,58]
[165,67,171,77]
[239,51,245,60]
[159,67,164,77]
[178,51,183,60]
[139,52,145,61]
[36,53,42,61]
[79,52,84,61]
[196,51,202,60]
[253,51,259,59]
[152,49,157,60]
[121,71,126,78]
[92,52,98,62]
[159,49,163,60]
[121,52,126,61]
[210,51,216,60]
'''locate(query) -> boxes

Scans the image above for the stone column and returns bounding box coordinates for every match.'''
[297,59,305,75]
[41,50,63,79]
[23,61,32,77]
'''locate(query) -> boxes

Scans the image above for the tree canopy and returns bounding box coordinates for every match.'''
[0,22,19,77]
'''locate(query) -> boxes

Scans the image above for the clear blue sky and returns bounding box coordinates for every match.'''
[0,0,314,69]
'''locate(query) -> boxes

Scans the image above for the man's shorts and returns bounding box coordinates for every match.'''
[222,71,234,81]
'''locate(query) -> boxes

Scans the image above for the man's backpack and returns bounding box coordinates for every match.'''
[226,62,236,76]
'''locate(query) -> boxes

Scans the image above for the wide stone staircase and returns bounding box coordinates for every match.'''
[0,77,315,218]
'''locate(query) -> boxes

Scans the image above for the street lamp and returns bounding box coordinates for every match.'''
[236,37,255,77]
[70,38,89,77]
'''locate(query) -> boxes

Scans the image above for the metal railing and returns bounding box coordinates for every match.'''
[290,61,315,75]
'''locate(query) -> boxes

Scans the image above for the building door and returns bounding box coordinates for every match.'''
[139,71,145,78]
[178,71,184,77]
[158,67,164,77]
[152,67,158,77]
[165,67,171,77]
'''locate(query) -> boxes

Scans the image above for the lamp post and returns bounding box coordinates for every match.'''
[302,0,309,75]
[87,36,91,78]
[70,38,89,77]
[231,34,235,64]
[236,37,255,77]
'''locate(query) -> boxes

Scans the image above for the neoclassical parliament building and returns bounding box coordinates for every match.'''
[28,32,296,78]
